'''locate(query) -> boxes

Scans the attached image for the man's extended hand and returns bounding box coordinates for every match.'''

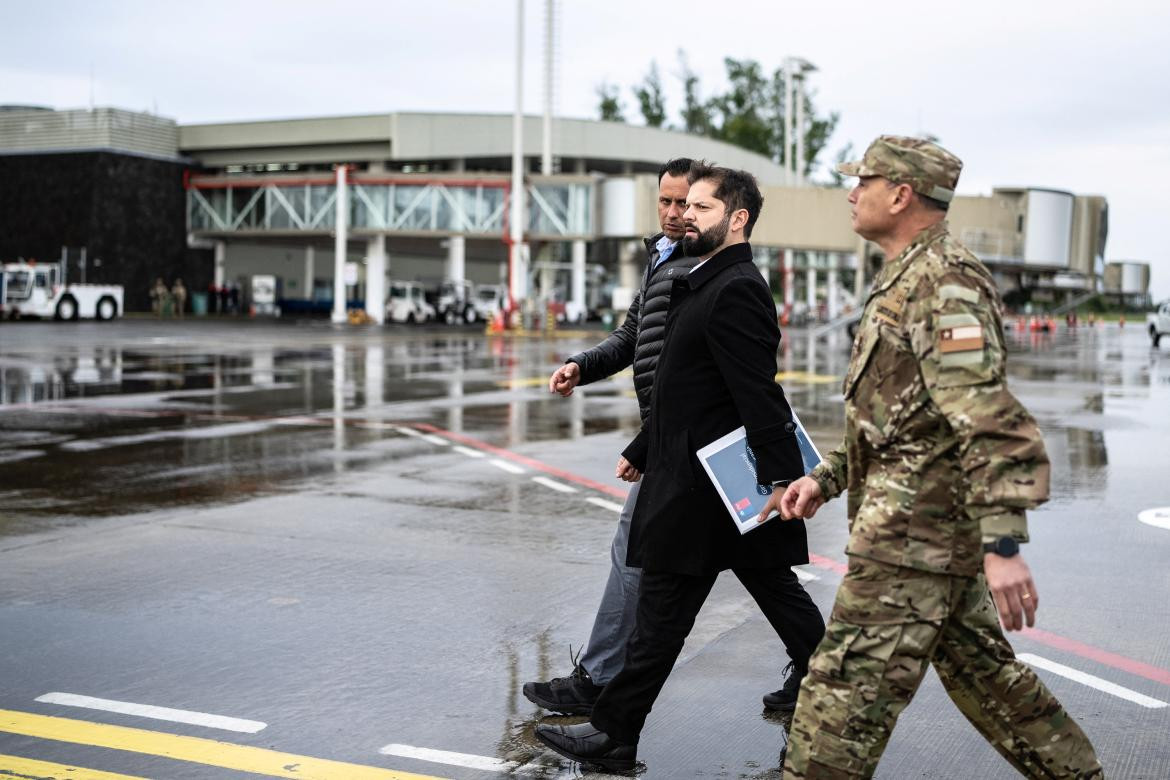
[779,477,826,520]
[754,476,825,524]
[548,362,581,396]
[984,553,1038,631]
[616,456,641,483]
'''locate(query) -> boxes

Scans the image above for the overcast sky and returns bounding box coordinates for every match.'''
[4,0,1168,298]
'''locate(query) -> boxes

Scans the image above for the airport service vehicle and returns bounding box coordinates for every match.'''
[436,279,477,324]
[1149,302,1170,347]
[472,284,506,322]
[386,281,436,324]
[1,261,123,320]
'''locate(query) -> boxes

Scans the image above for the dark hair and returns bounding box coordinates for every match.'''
[657,157,694,184]
[885,179,950,213]
[687,161,764,238]
[919,193,950,213]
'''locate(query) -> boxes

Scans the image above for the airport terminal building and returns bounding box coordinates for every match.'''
[0,105,1114,319]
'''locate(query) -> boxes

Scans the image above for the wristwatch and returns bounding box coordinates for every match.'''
[982,536,1020,557]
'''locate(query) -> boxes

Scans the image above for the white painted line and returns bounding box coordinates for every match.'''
[1138,507,1170,530]
[489,458,526,475]
[393,426,428,438]
[379,744,516,772]
[586,497,624,513]
[793,567,820,583]
[378,744,562,777]
[1016,654,1169,709]
[531,476,579,494]
[420,434,450,446]
[34,692,267,733]
[452,445,486,458]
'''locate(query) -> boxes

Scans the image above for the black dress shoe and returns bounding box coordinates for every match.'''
[762,662,806,712]
[534,721,637,772]
[522,662,603,715]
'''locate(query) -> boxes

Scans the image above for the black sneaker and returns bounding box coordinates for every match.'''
[523,650,604,715]
[762,662,805,712]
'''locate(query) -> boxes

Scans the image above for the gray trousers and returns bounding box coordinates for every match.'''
[579,479,643,685]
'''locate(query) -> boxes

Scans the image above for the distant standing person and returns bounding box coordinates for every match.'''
[775,136,1103,779]
[151,277,169,318]
[172,278,188,318]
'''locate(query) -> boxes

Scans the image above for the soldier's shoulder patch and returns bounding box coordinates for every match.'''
[937,312,984,358]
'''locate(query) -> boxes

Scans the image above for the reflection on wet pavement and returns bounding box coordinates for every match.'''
[2,321,1168,533]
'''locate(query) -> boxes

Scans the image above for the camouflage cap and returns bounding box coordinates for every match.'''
[838,135,962,203]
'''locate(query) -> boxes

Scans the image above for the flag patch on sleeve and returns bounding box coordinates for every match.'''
[939,324,984,353]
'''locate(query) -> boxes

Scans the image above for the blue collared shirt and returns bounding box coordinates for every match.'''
[654,235,677,268]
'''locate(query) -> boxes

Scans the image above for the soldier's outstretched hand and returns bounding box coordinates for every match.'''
[548,362,581,396]
[780,476,825,520]
[984,553,1039,631]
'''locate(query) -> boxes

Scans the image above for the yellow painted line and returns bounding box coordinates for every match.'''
[776,371,840,384]
[0,709,449,780]
[0,753,148,780]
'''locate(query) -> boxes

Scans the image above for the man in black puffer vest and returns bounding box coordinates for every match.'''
[523,158,810,721]
[521,158,695,716]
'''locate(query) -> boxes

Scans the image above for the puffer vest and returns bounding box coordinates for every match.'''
[632,243,698,420]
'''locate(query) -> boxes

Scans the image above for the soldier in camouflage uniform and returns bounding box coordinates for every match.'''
[767,136,1104,779]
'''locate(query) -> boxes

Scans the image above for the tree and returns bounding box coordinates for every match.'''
[633,62,668,128]
[675,51,714,136]
[662,55,840,180]
[828,142,855,188]
[708,58,772,157]
[596,82,626,123]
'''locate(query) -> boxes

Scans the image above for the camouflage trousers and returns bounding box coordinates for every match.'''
[783,557,1103,779]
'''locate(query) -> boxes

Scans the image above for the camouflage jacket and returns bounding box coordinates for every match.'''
[811,222,1049,576]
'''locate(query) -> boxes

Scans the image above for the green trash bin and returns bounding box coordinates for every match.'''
[191,292,208,316]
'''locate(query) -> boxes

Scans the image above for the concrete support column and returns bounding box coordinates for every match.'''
[303,245,315,301]
[365,345,384,409]
[365,235,387,325]
[446,371,464,433]
[332,166,348,324]
[783,249,795,314]
[332,343,346,471]
[539,251,555,299]
[214,241,226,288]
[571,239,586,319]
[613,240,642,322]
[806,266,817,316]
[447,236,466,283]
[827,259,840,320]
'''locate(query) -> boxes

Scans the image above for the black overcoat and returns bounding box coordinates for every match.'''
[623,242,809,576]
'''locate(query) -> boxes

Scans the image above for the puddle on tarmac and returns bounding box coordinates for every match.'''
[1,322,1167,533]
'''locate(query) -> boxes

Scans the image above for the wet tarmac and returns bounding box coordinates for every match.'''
[1,318,1168,779]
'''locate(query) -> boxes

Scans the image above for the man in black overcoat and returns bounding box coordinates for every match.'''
[535,163,826,771]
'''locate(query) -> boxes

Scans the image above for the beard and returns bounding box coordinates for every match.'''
[680,213,731,257]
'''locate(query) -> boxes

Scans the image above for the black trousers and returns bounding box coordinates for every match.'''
[590,566,826,745]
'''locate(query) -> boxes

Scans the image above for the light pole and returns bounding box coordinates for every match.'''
[783,57,817,185]
[509,0,528,315]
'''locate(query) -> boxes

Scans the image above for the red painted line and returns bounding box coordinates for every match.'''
[808,552,848,574]
[408,422,629,500]
[1019,628,1170,688]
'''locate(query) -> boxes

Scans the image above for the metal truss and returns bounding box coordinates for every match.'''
[188,176,594,238]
